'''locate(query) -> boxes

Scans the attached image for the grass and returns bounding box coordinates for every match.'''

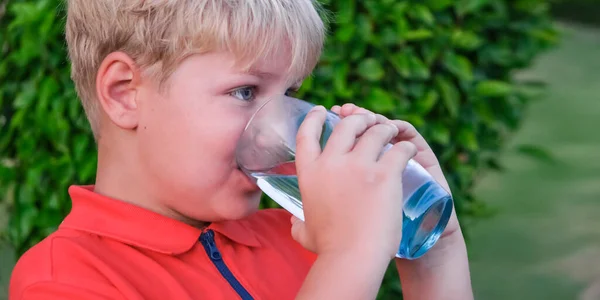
[467,22,600,300]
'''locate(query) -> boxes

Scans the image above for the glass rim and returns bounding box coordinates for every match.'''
[242,94,300,132]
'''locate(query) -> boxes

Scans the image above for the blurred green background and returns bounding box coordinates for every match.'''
[468,22,600,299]
[0,0,598,299]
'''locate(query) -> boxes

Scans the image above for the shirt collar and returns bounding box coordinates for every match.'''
[60,185,261,255]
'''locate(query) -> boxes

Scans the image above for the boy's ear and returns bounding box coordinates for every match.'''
[96,52,141,130]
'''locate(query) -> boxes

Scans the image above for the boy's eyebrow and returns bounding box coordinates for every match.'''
[244,69,278,79]
[242,69,305,87]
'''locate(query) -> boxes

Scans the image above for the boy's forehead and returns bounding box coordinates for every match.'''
[238,51,307,86]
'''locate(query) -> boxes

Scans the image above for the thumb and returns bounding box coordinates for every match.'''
[290,216,315,253]
[295,105,326,173]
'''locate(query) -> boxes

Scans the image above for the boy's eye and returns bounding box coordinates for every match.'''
[230,86,256,101]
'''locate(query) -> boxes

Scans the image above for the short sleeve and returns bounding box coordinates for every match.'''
[15,281,124,300]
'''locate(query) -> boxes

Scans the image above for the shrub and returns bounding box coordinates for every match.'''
[0,0,557,298]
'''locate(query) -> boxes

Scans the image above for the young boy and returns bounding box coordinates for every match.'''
[10,0,473,299]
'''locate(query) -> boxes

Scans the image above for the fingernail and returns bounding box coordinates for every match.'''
[388,123,399,134]
[311,105,325,112]
[367,113,377,123]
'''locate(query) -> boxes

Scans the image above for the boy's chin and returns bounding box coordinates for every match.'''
[218,193,262,220]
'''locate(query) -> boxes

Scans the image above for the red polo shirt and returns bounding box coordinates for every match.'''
[9,186,316,300]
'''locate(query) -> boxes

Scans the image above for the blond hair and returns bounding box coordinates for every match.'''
[65,0,326,136]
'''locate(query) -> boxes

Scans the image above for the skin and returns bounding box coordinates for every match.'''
[94,47,473,299]
[94,50,301,226]
[334,104,473,300]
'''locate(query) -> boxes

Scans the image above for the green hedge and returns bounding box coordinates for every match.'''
[0,0,556,298]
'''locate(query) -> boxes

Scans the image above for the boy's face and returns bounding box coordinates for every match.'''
[134,50,302,222]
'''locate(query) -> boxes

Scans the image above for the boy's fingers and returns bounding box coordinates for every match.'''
[352,123,399,161]
[331,105,342,114]
[290,216,315,252]
[291,215,303,227]
[389,120,424,148]
[340,103,357,116]
[388,120,449,190]
[375,113,390,124]
[322,113,377,156]
[296,106,327,170]
[337,104,390,125]
[378,141,418,174]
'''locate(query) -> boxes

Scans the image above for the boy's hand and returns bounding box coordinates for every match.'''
[330,103,473,300]
[330,103,461,239]
[291,105,417,259]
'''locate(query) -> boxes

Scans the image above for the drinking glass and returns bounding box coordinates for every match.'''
[236,95,453,259]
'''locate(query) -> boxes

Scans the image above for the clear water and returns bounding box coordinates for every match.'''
[252,162,453,260]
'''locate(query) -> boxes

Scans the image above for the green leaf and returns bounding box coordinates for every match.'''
[401,114,425,129]
[39,9,57,38]
[357,58,385,81]
[424,0,454,11]
[333,64,353,98]
[364,1,385,19]
[481,45,513,67]
[297,75,313,96]
[80,156,98,182]
[443,52,474,81]
[402,29,434,41]
[335,23,356,43]
[420,44,442,65]
[380,27,399,46]
[435,76,460,118]
[73,134,90,163]
[408,53,430,80]
[336,0,356,23]
[390,2,410,18]
[315,65,333,80]
[46,193,61,210]
[474,101,495,125]
[455,0,489,16]
[349,42,368,61]
[408,4,435,26]
[475,80,513,97]
[395,17,410,38]
[406,83,425,99]
[13,82,37,109]
[451,30,483,50]
[414,90,439,114]
[429,122,450,145]
[515,144,555,164]
[356,14,373,41]
[458,127,479,151]
[19,203,39,240]
[529,28,560,45]
[0,162,16,183]
[390,53,411,78]
[367,88,396,114]
[38,77,59,114]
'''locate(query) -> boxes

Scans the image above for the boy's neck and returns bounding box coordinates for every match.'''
[93,131,209,230]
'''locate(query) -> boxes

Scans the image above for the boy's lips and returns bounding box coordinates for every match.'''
[236,167,260,191]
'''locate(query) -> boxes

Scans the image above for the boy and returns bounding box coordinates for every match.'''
[10,0,473,299]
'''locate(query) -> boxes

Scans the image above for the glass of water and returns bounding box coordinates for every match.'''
[235,95,453,259]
